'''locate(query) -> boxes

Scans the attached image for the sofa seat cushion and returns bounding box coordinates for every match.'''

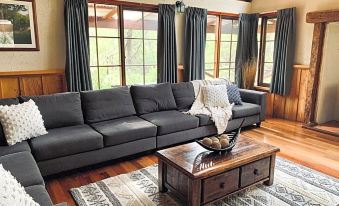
[25,185,53,206]
[140,110,199,135]
[0,141,31,157]
[0,152,44,187]
[232,102,261,119]
[20,92,84,129]
[81,87,136,123]
[30,125,103,161]
[196,114,213,126]
[91,116,157,147]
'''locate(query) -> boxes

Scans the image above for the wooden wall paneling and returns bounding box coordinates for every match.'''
[265,93,274,117]
[284,67,301,121]
[0,69,66,99]
[263,65,309,122]
[272,94,286,119]
[297,69,310,122]
[19,76,43,96]
[42,75,66,95]
[0,78,20,98]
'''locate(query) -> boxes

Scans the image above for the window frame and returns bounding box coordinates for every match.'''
[88,0,158,88]
[257,12,277,87]
[205,11,239,82]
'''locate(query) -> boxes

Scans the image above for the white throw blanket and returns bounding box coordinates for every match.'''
[185,78,233,134]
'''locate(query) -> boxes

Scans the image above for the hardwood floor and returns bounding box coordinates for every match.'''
[45,118,339,205]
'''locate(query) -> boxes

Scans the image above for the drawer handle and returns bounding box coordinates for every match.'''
[254,169,259,175]
[219,182,225,189]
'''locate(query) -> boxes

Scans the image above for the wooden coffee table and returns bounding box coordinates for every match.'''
[156,135,280,206]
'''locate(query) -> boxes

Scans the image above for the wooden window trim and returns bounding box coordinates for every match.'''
[207,12,239,80]
[88,0,158,12]
[257,14,277,87]
[89,1,158,87]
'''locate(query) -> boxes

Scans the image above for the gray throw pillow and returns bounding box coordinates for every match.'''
[130,83,177,115]
[227,84,242,105]
[20,93,84,129]
[171,82,195,111]
[81,87,136,123]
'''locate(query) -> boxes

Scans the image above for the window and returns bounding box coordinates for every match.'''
[205,14,238,82]
[219,18,238,82]
[205,15,218,80]
[257,16,277,87]
[88,3,158,89]
[124,10,158,85]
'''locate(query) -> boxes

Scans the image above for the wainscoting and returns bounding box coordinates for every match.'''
[264,65,310,122]
[0,69,67,98]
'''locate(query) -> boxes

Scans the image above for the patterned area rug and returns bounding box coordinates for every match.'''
[70,158,339,206]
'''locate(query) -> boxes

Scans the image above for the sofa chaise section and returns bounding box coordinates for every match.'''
[25,185,54,206]
[0,152,53,206]
[0,152,44,187]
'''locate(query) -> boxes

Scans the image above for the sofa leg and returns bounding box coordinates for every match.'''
[256,122,261,127]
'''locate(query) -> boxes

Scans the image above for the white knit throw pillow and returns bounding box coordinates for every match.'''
[0,164,39,206]
[202,84,229,107]
[0,99,47,146]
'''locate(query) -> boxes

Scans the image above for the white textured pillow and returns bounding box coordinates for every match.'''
[0,164,39,206]
[0,99,47,146]
[202,85,230,107]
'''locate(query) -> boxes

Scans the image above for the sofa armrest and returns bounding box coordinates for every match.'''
[239,89,266,121]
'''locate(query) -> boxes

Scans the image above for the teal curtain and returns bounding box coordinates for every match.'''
[157,4,177,83]
[235,13,259,88]
[270,8,296,96]
[64,0,92,92]
[183,7,207,81]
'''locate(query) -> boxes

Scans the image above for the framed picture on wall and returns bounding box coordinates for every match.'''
[0,0,39,51]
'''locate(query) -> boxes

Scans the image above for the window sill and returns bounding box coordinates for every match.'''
[253,86,270,92]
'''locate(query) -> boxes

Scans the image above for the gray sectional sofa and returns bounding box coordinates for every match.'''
[0,82,266,205]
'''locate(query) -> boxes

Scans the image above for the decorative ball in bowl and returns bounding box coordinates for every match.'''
[196,119,244,152]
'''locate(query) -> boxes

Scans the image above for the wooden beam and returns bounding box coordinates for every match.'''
[304,23,326,124]
[103,8,118,20]
[307,10,339,23]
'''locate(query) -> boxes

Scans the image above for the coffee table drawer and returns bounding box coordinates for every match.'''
[240,157,270,187]
[202,168,239,203]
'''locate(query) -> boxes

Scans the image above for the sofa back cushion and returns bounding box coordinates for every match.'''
[130,83,177,115]
[81,87,136,123]
[20,92,84,129]
[171,82,195,111]
[0,98,19,146]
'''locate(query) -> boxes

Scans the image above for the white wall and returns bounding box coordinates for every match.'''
[251,0,339,65]
[315,23,339,123]
[0,0,65,71]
